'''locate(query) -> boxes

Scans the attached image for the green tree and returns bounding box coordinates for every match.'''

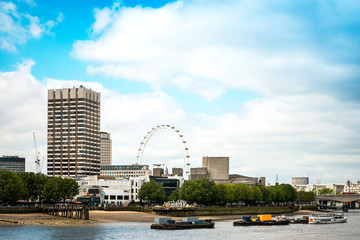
[279,184,297,202]
[18,172,48,202]
[258,185,271,202]
[0,171,27,203]
[179,178,216,205]
[269,186,285,202]
[234,183,254,203]
[138,180,166,203]
[60,178,79,201]
[224,183,235,203]
[319,188,333,195]
[168,189,180,201]
[252,185,263,202]
[43,177,79,202]
[43,177,62,202]
[213,184,227,205]
[297,191,315,202]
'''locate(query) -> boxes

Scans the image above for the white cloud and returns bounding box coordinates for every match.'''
[72,0,360,100]
[0,1,63,51]
[2,61,360,183]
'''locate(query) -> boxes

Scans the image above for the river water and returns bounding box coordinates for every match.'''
[1,211,360,240]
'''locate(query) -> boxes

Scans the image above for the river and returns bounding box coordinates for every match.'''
[1,211,359,240]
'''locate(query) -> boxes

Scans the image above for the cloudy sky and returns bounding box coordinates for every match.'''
[1,0,359,184]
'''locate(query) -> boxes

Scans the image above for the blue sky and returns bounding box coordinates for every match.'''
[1,0,360,184]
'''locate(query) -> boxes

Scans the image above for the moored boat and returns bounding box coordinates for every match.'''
[308,212,347,224]
[233,215,290,226]
[151,217,215,230]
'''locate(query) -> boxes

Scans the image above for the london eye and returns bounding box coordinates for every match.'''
[136,125,190,180]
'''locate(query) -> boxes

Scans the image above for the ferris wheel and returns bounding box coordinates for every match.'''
[136,124,190,179]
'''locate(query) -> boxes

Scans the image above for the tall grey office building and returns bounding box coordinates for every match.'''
[47,86,100,177]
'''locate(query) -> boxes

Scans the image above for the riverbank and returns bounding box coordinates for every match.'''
[0,210,320,226]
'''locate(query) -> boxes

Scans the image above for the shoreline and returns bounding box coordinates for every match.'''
[0,210,320,226]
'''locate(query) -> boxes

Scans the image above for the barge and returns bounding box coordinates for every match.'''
[233,215,290,226]
[151,217,215,230]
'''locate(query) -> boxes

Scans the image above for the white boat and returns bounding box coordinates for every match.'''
[308,212,347,224]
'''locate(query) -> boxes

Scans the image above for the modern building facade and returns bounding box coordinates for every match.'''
[202,156,229,181]
[190,156,230,183]
[100,132,112,166]
[47,86,101,177]
[0,156,25,173]
[100,164,151,179]
[291,177,309,185]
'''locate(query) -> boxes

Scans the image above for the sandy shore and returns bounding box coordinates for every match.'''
[0,210,319,226]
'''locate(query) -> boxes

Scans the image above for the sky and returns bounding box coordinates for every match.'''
[1,0,360,185]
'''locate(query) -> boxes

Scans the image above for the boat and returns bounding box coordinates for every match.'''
[288,216,309,224]
[233,215,290,226]
[308,212,347,224]
[151,217,215,230]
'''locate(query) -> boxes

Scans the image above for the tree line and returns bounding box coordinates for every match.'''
[139,178,315,205]
[0,171,79,204]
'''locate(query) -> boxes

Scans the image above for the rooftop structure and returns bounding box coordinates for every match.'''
[100,164,151,179]
[0,156,25,173]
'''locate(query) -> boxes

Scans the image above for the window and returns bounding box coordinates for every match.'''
[104,195,108,200]
[110,195,116,200]
[124,196,129,200]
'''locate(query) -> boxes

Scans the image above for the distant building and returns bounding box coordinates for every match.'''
[202,156,229,181]
[47,87,101,177]
[293,183,345,193]
[229,174,265,186]
[190,156,230,183]
[171,168,183,177]
[153,168,164,177]
[190,167,209,180]
[344,180,360,194]
[100,132,112,166]
[291,177,309,185]
[76,174,184,205]
[100,164,151,179]
[150,176,184,196]
[0,156,25,173]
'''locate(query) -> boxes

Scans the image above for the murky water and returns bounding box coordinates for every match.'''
[1,211,359,240]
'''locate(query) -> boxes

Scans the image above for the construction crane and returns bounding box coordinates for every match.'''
[33,132,42,174]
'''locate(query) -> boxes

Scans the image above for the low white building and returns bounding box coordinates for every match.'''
[292,183,345,193]
[77,175,153,205]
[76,175,184,205]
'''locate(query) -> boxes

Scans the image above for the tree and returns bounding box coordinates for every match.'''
[43,177,79,202]
[252,185,263,202]
[297,191,315,202]
[213,184,227,205]
[258,185,271,202]
[60,178,79,201]
[224,183,235,203]
[319,188,333,195]
[18,172,48,202]
[138,180,166,203]
[269,186,285,202]
[179,178,216,205]
[0,171,26,203]
[279,184,297,202]
[168,189,180,201]
[234,183,254,203]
